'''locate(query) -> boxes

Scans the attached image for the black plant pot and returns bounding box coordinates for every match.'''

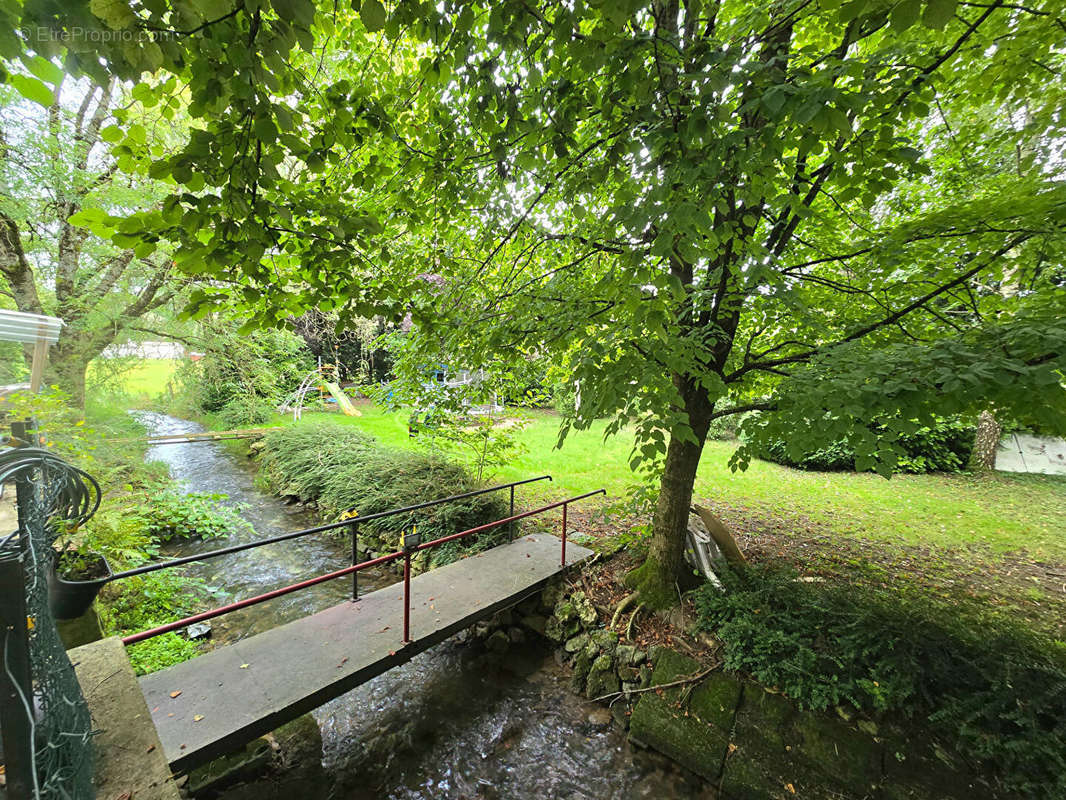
[47,554,112,620]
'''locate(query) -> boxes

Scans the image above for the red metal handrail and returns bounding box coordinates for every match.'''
[121,489,604,646]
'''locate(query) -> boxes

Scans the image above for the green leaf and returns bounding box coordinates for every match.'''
[360,0,387,32]
[89,0,137,29]
[23,56,64,86]
[271,0,314,28]
[100,125,123,144]
[10,74,54,107]
[190,0,232,17]
[890,0,920,32]
[922,0,956,29]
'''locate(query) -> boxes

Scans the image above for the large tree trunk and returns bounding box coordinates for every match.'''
[47,344,91,408]
[969,410,1001,472]
[626,377,713,608]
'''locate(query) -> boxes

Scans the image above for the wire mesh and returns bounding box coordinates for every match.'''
[2,446,98,800]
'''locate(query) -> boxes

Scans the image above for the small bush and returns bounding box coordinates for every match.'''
[760,418,975,473]
[259,423,509,565]
[694,565,1066,799]
[322,448,509,566]
[139,490,254,543]
[217,396,276,428]
[97,572,210,675]
[258,422,378,501]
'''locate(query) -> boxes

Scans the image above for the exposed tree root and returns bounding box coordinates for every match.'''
[625,602,645,641]
[610,591,639,629]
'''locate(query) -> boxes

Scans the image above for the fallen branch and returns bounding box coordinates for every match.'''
[590,662,721,704]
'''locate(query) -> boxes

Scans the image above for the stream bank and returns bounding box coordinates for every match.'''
[130,413,715,799]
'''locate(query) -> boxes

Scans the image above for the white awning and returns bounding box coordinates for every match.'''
[0,309,63,345]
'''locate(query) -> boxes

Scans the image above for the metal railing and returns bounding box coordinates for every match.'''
[111,474,553,601]
[121,488,604,646]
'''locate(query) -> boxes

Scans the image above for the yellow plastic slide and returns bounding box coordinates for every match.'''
[324,382,361,416]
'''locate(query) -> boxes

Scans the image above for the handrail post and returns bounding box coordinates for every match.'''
[402,551,412,643]
[350,521,359,602]
[560,501,568,566]
[0,541,35,800]
[508,484,515,540]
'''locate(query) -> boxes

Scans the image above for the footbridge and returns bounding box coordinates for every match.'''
[86,477,599,774]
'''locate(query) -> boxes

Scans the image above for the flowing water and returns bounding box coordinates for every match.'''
[135,412,713,799]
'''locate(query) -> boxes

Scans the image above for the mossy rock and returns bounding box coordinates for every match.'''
[733,687,798,756]
[564,632,590,653]
[791,711,882,796]
[56,606,104,649]
[520,613,546,636]
[586,668,620,700]
[555,599,578,623]
[588,628,617,654]
[627,650,738,781]
[544,614,565,642]
[188,738,273,794]
[575,592,598,627]
[878,732,992,800]
[571,649,594,694]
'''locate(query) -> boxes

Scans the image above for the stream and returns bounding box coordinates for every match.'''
[135,411,714,799]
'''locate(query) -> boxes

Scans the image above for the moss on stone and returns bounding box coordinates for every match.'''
[624,557,677,610]
[56,606,103,649]
[629,689,730,781]
[564,632,590,653]
[628,649,739,781]
[792,711,882,795]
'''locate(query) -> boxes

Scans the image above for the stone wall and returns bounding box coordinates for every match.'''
[536,586,1000,800]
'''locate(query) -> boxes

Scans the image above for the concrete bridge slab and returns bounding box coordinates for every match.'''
[139,532,591,773]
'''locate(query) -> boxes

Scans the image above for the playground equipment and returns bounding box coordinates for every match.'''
[277,362,362,421]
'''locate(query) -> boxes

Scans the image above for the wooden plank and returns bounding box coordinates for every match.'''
[139,532,591,773]
[105,427,281,444]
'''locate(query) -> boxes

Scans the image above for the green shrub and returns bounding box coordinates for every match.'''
[322,448,509,566]
[259,423,509,565]
[694,565,1066,799]
[217,396,276,428]
[179,325,315,414]
[139,490,254,543]
[760,418,975,473]
[97,571,210,675]
[257,422,378,501]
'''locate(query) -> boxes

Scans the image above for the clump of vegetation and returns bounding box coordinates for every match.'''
[257,421,378,501]
[694,564,1066,799]
[176,326,315,415]
[324,448,509,566]
[216,396,277,428]
[758,418,976,473]
[259,423,509,565]
[97,572,211,675]
[138,489,253,543]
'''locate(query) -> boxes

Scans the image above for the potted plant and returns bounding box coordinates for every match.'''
[47,535,112,620]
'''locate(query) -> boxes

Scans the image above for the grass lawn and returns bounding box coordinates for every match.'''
[200,402,1066,634]
[89,358,180,401]
[265,404,1066,561]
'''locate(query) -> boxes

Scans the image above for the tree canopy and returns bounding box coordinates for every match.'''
[5,0,1065,603]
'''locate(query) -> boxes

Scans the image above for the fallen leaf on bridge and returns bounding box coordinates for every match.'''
[193,715,204,722]
[169,690,182,698]
[239,664,250,669]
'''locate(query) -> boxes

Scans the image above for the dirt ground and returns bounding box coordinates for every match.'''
[558,500,1066,640]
